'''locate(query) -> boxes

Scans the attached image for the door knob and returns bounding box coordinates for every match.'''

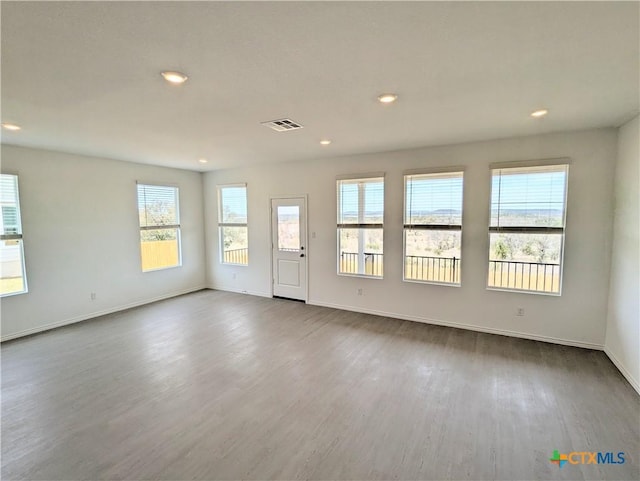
[300,253,305,258]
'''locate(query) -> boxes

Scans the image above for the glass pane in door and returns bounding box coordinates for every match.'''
[277,205,300,251]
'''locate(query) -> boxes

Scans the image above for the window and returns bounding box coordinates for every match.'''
[337,176,384,277]
[488,162,568,294]
[404,170,464,285]
[276,205,300,252]
[137,183,181,272]
[1,174,28,296]
[218,184,248,265]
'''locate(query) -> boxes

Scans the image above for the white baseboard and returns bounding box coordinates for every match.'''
[604,346,640,395]
[206,288,604,351]
[1,286,207,342]
[209,285,272,298]
[7,286,635,394]
[307,299,604,351]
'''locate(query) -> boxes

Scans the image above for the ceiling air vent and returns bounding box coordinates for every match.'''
[261,118,304,132]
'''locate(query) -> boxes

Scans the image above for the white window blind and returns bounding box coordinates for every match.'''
[405,171,463,228]
[218,184,248,265]
[219,186,248,224]
[490,165,567,230]
[137,184,180,228]
[404,171,463,285]
[137,183,181,271]
[337,176,384,277]
[0,174,28,296]
[488,164,568,294]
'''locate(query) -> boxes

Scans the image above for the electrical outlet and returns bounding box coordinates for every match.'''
[516,307,525,316]
[232,273,237,280]
[90,292,96,301]
[357,288,363,296]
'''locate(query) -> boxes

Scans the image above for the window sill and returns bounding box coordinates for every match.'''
[403,278,461,287]
[0,288,29,298]
[337,272,384,280]
[486,286,561,297]
[142,263,182,273]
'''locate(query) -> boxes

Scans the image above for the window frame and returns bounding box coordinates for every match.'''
[403,168,465,287]
[217,183,249,266]
[336,173,385,279]
[0,173,28,297]
[487,159,569,296]
[136,182,182,272]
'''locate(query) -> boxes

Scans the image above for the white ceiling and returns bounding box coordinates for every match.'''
[1,1,638,171]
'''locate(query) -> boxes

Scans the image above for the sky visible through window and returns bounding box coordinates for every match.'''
[340,175,564,221]
[405,174,463,225]
[491,168,567,227]
[217,172,565,222]
[220,186,247,223]
[492,171,566,211]
[339,180,383,221]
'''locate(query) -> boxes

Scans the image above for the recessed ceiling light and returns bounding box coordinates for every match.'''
[198,158,208,164]
[161,71,188,84]
[530,109,549,118]
[1,123,21,131]
[320,139,332,145]
[377,93,398,104]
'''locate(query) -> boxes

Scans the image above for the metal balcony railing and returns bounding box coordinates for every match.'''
[233,247,559,293]
[340,253,559,292]
[405,255,459,284]
[488,259,560,293]
[340,252,383,277]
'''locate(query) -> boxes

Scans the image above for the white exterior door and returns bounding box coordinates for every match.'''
[271,197,307,301]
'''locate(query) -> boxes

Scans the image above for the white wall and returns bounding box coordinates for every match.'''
[605,116,640,393]
[1,145,206,340]
[204,129,617,348]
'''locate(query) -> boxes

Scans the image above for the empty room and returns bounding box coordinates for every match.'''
[1,1,639,480]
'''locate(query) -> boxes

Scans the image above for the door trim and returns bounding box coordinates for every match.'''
[269,194,309,302]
